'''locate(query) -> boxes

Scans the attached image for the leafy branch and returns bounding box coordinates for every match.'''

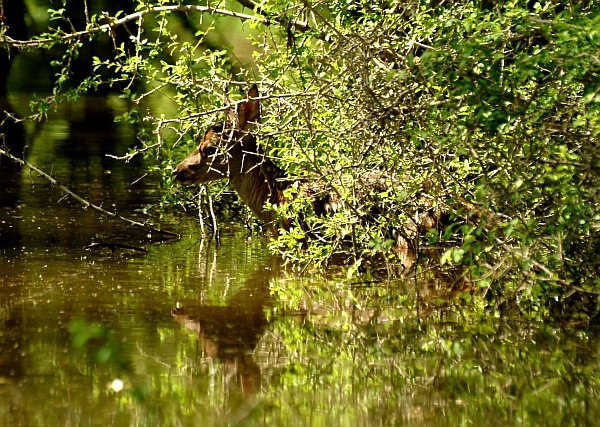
[0,3,314,50]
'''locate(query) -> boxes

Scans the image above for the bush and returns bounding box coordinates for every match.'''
[3,0,600,302]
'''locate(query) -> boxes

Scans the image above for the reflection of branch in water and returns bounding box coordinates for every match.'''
[0,147,180,238]
[136,342,174,370]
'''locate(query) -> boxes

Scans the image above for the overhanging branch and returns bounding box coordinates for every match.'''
[0,5,264,49]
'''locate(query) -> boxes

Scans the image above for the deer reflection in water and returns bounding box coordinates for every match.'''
[171,256,274,424]
[172,305,265,423]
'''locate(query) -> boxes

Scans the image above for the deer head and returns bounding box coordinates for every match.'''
[172,84,261,185]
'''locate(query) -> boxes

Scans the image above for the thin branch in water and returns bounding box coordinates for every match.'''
[0,147,180,238]
[131,173,148,186]
[198,187,206,238]
[85,242,149,253]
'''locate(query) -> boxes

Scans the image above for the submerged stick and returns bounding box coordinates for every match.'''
[0,148,180,238]
[85,243,149,253]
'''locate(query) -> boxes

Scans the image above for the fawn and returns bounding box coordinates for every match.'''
[172,85,343,233]
[173,85,451,252]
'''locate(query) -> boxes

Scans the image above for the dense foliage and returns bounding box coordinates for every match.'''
[2,0,600,307]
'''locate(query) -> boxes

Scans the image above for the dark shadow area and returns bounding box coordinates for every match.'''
[0,96,25,247]
[0,0,27,158]
[0,1,29,247]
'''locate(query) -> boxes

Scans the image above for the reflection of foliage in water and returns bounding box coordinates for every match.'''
[267,277,600,426]
[62,263,600,426]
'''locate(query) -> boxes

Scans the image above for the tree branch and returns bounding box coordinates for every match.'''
[1,5,263,49]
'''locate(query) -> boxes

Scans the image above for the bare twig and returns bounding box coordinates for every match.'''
[106,142,161,162]
[527,17,586,31]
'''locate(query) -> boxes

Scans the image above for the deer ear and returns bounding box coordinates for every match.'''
[243,84,260,124]
[226,84,260,129]
[233,84,260,129]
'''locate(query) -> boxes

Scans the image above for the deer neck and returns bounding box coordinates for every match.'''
[227,139,289,231]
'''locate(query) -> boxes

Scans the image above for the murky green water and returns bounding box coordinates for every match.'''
[1,98,599,427]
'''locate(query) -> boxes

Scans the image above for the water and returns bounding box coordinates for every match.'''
[1,97,599,427]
